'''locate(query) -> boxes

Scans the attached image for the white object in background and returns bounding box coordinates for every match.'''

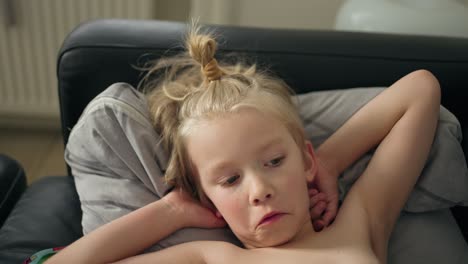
[335,0,468,38]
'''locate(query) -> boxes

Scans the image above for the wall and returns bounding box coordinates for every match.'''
[190,0,468,31]
[0,0,189,129]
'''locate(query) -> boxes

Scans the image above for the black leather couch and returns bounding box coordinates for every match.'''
[0,19,467,263]
[0,155,26,228]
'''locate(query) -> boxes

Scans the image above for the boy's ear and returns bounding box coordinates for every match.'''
[304,140,318,182]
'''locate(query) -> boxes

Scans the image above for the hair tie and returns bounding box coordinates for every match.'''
[202,58,224,82]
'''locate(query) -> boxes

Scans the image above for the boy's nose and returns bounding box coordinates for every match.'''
[253,193,272,205]
[248,169,275,205]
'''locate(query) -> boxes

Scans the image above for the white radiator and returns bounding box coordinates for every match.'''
[0,0,156,127]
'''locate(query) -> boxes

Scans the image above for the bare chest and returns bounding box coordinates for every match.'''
[235,243,380,264]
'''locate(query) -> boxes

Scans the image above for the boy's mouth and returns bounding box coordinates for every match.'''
[258,211,286,227]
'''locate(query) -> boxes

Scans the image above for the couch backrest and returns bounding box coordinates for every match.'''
[57,19,468,175]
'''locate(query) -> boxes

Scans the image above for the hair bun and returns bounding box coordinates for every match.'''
[187,30,224,82]
[202,58,223,82]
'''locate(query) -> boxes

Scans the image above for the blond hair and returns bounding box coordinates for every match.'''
[140,24,306,203]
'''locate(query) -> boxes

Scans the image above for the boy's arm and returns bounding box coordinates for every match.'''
[310,71,438,229]
[46,199,185,264]
[46,189,226,264]
[317,69,440,259]
[112,241,242,264]
[316,69,440,178]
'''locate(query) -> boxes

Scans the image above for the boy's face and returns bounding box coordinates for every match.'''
[185,108,317,248]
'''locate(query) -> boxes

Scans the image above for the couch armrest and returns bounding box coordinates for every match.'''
[0,176,82,263]
[451,206,468,243]
[0,154,27,227]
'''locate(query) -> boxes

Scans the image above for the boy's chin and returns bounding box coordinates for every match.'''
[239,230,295,249]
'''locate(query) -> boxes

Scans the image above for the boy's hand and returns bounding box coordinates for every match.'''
[308,187,327,230]
[308,156,340,232]
[308,187,326,228]
[163,188,227,229]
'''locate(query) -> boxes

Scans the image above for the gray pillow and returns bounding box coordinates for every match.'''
[65,83,240,251]
[65,82,468,255]
[387,209,468,264]
[296,87,468,212]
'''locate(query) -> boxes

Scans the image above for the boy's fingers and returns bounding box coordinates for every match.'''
[213,218,227,228]
[310,201,326,219]
[313,220,324,232]
[321,208,337,227]
[309,193,327,206]
[309,188,319,196]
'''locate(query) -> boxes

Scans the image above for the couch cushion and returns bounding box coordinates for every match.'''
[0,154,27,227]
[0,176,82,264]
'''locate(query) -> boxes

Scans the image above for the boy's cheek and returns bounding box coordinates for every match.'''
[216,197,245,222]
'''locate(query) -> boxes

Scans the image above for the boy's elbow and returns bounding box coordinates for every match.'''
[411,69,441,105]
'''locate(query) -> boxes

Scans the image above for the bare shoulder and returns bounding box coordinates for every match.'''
[112,240,244,264]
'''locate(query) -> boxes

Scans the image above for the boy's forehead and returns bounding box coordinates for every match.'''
[256,136,285,153]
[187,108,293,159]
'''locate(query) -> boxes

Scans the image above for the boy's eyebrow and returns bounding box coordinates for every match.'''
[256,137,284,154]
[208,137,284,176]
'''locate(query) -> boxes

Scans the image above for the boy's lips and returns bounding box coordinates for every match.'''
[258,211,286,227]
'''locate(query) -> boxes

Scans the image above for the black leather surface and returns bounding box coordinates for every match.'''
[0,176,82,263]
[0,154,26,228]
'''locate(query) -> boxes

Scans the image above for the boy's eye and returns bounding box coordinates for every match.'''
[265,156,284,167]
[225,175,240,185]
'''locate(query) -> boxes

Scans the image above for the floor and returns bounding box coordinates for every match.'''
[0,128,67,185]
